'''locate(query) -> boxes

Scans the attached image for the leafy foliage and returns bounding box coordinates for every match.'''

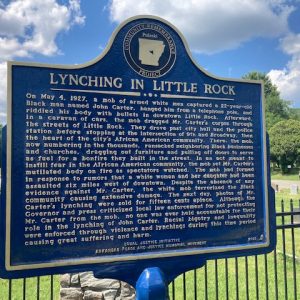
[269,119,300,173]
[289,108,300,120]
[242,72,291,130]
[242,72,300,173]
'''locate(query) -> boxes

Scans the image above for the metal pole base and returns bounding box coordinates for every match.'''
[136,267,169,300]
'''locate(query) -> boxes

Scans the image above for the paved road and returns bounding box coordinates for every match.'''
[271,179,300,191]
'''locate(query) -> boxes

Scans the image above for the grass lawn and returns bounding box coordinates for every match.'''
[0,275,60,300]
[169,254,300,299]
[168,191,300,299]
[274,189,300,215]
[271,168,300,181]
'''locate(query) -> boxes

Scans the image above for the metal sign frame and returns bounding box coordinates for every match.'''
[0,15,276,281]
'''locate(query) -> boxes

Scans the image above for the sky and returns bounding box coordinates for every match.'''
[1,0,300,123]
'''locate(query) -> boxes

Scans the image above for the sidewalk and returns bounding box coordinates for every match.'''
[271,179,300,191]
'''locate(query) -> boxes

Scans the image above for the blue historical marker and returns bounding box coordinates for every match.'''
[0,15,275,297]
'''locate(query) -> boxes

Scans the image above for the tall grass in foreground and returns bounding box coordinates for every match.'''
[0,275,60,300]
[169,253,300,300]
[169,193,300,300]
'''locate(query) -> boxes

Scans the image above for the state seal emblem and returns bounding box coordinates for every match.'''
[123,22,176,78]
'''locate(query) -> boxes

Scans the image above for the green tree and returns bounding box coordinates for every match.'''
[289,108,300,121]
[269,119,300,174]
[242,72,290,130]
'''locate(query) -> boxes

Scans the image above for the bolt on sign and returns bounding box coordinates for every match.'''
[0,16,275,285]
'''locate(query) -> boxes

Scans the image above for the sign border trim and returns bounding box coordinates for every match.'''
[5,15,270,271]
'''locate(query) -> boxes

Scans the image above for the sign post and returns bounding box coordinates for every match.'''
[136,267,168,300]
[1,15,275,297]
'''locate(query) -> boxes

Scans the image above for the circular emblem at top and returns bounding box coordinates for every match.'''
[123,22,176,78]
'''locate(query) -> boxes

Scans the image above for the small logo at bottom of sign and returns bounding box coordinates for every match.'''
[123,22,176,78]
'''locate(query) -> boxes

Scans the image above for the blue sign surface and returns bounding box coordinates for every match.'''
[0,16,275,281]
